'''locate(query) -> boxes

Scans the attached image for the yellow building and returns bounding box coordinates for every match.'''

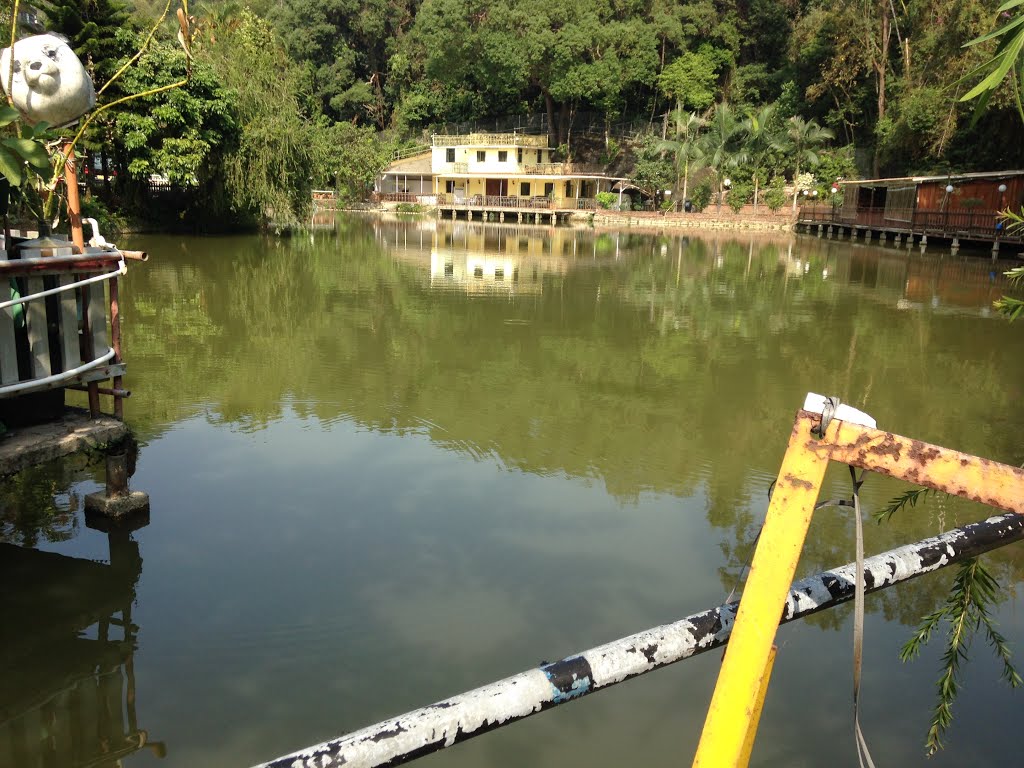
[377,133,625,213]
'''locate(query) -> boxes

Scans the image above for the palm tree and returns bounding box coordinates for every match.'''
[700,102,747,213]
[656,108,705,208]
[742,104,783,212]
[785,116,834,212]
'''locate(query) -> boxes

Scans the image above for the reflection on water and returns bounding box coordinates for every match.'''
[0,465,161,767]
[6,215,1024,767]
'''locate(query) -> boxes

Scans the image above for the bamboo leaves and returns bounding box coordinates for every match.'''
[961,0,1024,122]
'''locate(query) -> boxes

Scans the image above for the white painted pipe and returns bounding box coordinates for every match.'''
[255,513,1024,768]
[0,257,125,311]
[0,347,115,396]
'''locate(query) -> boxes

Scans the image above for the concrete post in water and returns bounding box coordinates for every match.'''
[894,233,901,245]
[879,232,887,244]
[85,448,150,519]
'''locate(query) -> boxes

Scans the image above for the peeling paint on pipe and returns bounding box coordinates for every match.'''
[255,513,1024,768]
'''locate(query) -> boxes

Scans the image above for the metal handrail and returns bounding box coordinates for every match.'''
[0,255,126,311]
[0,347,116,397]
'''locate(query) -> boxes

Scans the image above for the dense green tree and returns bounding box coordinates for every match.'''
[270,0,418,126]
[657,44,725,113]
[39,0,137,85]
[310,122,394,200]
[110,34,237,216]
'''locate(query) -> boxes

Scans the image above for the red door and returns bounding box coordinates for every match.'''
[486,179,507,197]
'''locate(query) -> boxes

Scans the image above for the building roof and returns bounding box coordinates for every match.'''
[382,153,432,176]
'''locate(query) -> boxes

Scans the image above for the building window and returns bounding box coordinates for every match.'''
[517,149,523,163]
[544,182,554,197]
[477,150,486,162]
[520,182,531,196]
[498,150,508,162]
[446,180,455,193]
[446,148,455,163]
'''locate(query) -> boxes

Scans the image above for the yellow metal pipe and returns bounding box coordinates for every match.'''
[818,415,1024,514]
[738,645,777,768]
[693,412,828,767]
[694,404,1024,767]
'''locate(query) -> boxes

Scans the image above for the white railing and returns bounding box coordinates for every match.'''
[432,133,548,148]
[0,248,128,405]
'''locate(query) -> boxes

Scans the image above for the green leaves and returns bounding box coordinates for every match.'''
[0,105,21,129]
[960,3,1024,123]
[0,129,54,187]
[898,558,1022,755]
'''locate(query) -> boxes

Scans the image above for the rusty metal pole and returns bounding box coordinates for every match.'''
[63,142,101,416]
[63,143,85,252]
[110,275,123,419]
[105,450,129,498]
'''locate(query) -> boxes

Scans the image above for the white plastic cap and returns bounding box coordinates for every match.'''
[803,393,877,429]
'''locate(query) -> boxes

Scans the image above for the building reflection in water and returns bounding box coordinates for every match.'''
[0,488,163,767]
[378,218,620,294]
[371,215,1019,314]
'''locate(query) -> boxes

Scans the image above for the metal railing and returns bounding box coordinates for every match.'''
[522,163,606,176]
[435,194,591,210]
[391,144,431,161]
[375,193,421,203]
[0,244,136,417]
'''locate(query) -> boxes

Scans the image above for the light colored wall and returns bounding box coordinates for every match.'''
[431,144,550,175]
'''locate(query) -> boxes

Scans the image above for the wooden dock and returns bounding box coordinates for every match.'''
[796,204,1023,255]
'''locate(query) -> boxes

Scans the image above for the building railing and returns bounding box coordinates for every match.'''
[453,162,468,173]
[375,192,421,203]
[433,133,548,148]
[434,194,601,210]
[391,144,431,161]
[522,163,606,176]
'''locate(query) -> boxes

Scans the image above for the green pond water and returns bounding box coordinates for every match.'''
[3,213,1024,767]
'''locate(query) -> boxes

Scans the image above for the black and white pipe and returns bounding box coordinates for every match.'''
[257,513,1024,768]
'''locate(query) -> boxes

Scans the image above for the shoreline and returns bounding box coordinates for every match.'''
[336,203,797,234]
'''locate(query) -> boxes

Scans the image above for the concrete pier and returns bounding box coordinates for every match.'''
[0,409,128,477]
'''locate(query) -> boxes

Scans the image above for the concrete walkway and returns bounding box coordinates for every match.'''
[0,408,128,477]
